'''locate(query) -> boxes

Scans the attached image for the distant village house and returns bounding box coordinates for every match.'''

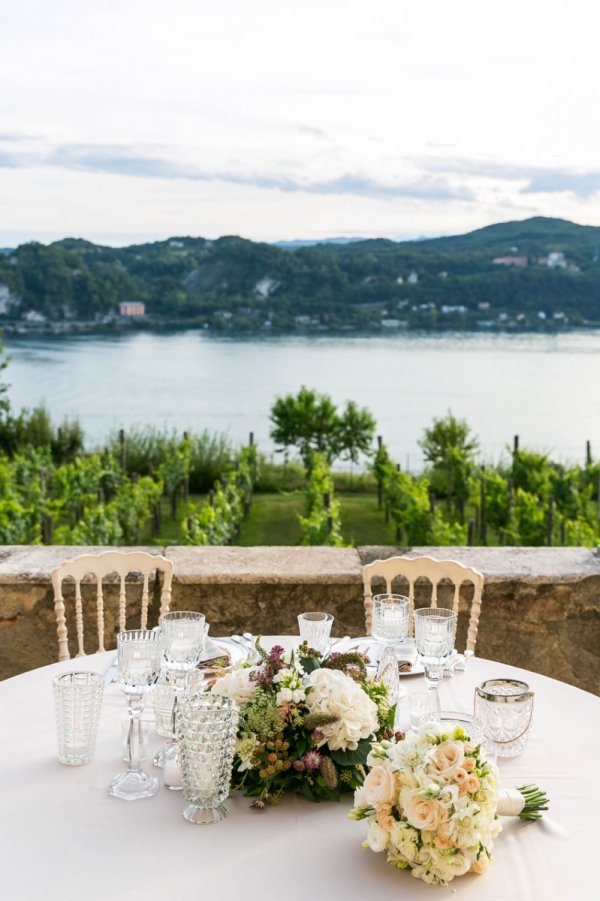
[493,256,528,268]
[119,301,146,317]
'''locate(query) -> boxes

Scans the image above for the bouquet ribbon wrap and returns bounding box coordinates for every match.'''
[497,787,526,817]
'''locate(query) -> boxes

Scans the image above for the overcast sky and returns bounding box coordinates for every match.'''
[2,0,600,246]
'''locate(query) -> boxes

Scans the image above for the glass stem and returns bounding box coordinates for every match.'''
[126,694,144,773]
[424,662,444,714]
[426,682,441,713]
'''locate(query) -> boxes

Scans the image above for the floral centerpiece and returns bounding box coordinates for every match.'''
[349,720,548,886]
[210,641,395,808]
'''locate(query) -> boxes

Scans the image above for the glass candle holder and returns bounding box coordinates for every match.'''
[371,594,410,645]
[420,709,486,746]
[176,693,239,824]
[53,671,104,766]
[474,679,534,758]
[161,611,207,674]
[297,612,334,655]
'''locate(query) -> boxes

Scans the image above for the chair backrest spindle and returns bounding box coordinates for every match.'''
[51,551,174,662]
[362,555,484,652]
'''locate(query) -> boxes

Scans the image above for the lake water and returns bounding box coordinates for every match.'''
[3,329,599,470]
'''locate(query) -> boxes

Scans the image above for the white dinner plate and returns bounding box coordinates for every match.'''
[330,637,424,676]
[199,637,248,670]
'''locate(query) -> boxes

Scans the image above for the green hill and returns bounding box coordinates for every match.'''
[1,217,599,331]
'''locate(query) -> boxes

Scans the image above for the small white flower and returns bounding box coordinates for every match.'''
[366,819,389,853]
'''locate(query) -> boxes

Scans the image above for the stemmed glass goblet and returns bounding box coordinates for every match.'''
[109,629,161,800]
[154,611,207,783]
[371,594,410,703]
[414,607,457,713]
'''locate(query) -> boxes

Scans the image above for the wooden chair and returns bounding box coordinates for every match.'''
[51,550,174,662]
[362,555,484,653]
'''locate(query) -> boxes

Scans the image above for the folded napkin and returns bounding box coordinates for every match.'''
[199,637,231,667]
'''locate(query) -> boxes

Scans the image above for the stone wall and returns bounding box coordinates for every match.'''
[0,544,598,695]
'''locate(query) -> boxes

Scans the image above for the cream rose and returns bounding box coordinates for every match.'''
[429,740,465,782]
[465,775,480,794]
[400,787,447,831]
[363,763,396,810]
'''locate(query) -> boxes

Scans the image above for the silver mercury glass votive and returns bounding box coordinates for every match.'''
[474,679,535,758]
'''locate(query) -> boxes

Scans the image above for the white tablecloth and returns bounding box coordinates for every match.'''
[1,639,599,901]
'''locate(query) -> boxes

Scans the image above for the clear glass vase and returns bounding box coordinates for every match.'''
[176,694,239,824]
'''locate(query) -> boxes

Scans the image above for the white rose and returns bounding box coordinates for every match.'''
[363,762,396,810]
[305,668,378,751]
[211,667,257,705]
[389,821,420,863]
[401,787,448,831]
[366,819,389,852]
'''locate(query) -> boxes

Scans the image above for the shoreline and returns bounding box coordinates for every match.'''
[2,318,599,340]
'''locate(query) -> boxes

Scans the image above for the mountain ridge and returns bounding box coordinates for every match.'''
[1,216,599,331]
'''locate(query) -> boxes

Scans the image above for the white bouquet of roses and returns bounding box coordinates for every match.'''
[349,720,548,887]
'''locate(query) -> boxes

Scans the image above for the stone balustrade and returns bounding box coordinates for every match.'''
[0,544,598,695]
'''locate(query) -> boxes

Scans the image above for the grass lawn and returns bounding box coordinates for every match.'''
[238,492,397,546]
[338,493,399,546]
[238,493,304,545]
[139,491,398,547]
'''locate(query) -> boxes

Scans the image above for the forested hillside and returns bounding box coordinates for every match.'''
[1,217,600,331]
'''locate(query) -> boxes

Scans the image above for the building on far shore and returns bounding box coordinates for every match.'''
[118,301,146,317]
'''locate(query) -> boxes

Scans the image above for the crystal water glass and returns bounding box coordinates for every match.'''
[474,679,535,758]
[176,693,239,824]
[109,629,161,801]
[154,611,208,776]
[297,612,334,655]
[53,671,104,765]
[414,607,457,711]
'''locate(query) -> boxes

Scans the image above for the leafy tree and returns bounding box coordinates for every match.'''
[270,386,376,469]
[419,413,478,516]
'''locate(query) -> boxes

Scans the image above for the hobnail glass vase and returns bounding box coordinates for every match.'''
[176,694,239,824]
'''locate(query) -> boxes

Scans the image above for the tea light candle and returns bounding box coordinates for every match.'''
[381,606,406,637]
[169,639,194,658]
[128,650,149,675]
[163,756,182,788]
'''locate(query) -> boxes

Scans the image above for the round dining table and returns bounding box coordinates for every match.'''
[1,637,598,901]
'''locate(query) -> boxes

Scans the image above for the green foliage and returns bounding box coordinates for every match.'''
[373,430,600,547]
[298,454,344,546]
[0,404,84,462]
[270,386,375,469]
[419,413,478,514]
[182,444,257,545]
[107,426,233,493]
[511,449,553,498]
[252,455,306,492]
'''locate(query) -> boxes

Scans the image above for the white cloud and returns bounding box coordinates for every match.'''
[2,1,600,244]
